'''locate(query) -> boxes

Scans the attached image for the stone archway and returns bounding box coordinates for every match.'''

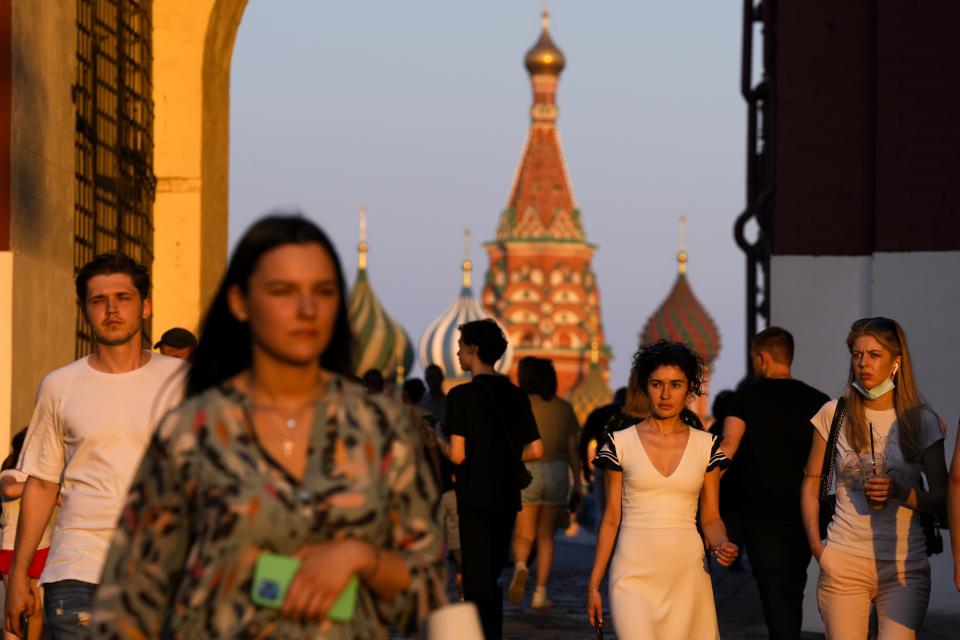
[150,0,248,337]
[0,1,250,442]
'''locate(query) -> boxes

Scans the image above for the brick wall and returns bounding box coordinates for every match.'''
[874,2,960,252]
[773,0,960,255]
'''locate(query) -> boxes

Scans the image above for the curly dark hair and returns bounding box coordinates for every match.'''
[631,339,705,397]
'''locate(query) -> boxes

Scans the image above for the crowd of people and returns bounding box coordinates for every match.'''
[0,213,957,639]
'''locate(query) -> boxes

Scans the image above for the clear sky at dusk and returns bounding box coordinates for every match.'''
[229,1,748,398]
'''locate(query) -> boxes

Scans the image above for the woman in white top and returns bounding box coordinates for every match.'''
[801,317,948,639]
[586,341,737,639]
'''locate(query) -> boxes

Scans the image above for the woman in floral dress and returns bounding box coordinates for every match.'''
[92,215,446,638]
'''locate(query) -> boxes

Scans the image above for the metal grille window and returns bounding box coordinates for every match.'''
[73,0,155,357]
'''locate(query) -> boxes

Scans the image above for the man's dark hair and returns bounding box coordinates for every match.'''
[424,364,444,392]
[631,339,705,397]
[75,252,150,303]
[750,326,794,365]
[362,369,385,394]
[518,357,557,400]
[458,319,508,366]
[402,378,426,404]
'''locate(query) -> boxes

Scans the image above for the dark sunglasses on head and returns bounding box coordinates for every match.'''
[644,342,688,356]
[851,317,897,332]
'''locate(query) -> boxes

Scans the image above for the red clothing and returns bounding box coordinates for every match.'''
[0,546,49,579]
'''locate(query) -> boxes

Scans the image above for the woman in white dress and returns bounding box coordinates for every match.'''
[586,340,738,639]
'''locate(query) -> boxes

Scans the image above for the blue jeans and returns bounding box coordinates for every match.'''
[43,580,97,640]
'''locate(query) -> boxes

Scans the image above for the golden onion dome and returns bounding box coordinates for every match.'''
[524,11,565,76]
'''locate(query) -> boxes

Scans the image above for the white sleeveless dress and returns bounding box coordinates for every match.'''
[595,426,729,640]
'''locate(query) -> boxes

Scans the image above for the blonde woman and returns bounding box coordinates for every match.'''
[801,317,947,639]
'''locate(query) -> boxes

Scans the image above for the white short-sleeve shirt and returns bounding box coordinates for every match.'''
[18,353,185,584]
[812,398,944,561]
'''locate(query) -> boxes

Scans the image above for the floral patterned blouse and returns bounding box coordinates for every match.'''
[91,376,447,639]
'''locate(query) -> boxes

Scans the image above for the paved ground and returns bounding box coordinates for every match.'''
[494,534,960,640]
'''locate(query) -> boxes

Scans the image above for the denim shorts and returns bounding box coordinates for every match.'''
[520,460,569,506]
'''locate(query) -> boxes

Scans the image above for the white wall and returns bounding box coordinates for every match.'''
[771,251,960,626]
[871,252,960,435]
[771,255,874,396]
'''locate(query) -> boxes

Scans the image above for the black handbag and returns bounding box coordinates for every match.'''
[919,472,948,556]
[475,378,533,491]
[920,513,945,556]
[818,398,846,539]
[919,417,954,555]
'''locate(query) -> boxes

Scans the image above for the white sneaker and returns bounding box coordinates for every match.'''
[507,564,528,604]
[531,590,553,609]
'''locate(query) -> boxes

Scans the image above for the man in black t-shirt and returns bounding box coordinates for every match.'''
[721,327,829,640]
[446,319,542,640]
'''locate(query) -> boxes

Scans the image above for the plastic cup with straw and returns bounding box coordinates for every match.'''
[865,423,885,510]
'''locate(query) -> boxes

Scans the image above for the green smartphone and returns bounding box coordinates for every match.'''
[327,574,360,622]
[251,553,359,622]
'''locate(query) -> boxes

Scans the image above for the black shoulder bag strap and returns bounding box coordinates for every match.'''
[819,397,846,501]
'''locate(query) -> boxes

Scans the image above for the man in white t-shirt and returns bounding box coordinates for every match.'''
[3,253,185,640]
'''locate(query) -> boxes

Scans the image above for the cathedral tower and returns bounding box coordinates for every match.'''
[640,216,721,421]
[482,12,608,397]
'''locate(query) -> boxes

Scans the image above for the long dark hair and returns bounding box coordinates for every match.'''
[186,214,353,397]
[518,357,557,400]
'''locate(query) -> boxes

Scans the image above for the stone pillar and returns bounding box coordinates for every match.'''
[151,0,246,339]
[2,1,77,449]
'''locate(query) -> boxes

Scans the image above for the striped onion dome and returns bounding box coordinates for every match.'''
[347,208,414,379]
[418,253,514,382]
[640,242,721,364]
[569,342,613,424]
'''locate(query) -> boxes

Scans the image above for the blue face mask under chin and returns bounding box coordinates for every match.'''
[851,376,896,401]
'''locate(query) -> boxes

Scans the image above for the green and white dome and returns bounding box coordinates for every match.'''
[347,207,414,380]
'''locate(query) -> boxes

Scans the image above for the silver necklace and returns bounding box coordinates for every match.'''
[254,403,313,430]
[253,403,314,458]
[248,375,322,458]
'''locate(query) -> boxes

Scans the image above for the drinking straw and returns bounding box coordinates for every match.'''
[869,423,876,471]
